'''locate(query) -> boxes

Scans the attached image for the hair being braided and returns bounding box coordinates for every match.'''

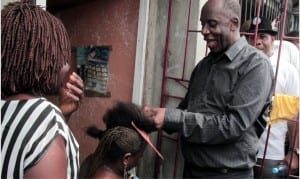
[1,2,71,98]
[86,126,145,178]
[103,101,155,132]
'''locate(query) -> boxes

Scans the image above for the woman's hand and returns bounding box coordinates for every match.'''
[59,72,84,120]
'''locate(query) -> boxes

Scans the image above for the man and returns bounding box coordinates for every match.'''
[272,40,299,73]
[285,31,299,49]
[144,0,274,178]
[247,16,299,178]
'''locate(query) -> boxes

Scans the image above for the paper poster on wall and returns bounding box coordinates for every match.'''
[76,46,112,97]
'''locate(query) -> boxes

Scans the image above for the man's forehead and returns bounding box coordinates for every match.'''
[249,32,272,40]
[200,4,224,20]
[200,12,224,22]
[256,32,272,36]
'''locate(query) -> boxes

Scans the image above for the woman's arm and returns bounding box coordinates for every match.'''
[24,135,67,179]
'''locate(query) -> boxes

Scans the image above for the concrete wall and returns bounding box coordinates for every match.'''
[52,0,141,165]
[141,0,206,178]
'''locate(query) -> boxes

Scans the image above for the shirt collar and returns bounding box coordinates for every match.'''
[225,36,248,61]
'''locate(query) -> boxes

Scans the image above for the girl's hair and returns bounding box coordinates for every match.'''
[85,126,145,178]
[82,101,152,177]
[1,2,71,98]
[103,101,154,132]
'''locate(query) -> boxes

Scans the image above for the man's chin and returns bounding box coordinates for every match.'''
[209,47,221,53]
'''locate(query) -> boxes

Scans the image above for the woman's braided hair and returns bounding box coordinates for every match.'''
[85,126,145,178]
[1,2,71,98]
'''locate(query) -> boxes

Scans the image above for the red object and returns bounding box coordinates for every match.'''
[131,121,164,160]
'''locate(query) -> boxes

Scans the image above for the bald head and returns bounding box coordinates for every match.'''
[202,0,241,27]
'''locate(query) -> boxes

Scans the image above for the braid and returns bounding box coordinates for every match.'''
[1,2,70,98]
[86,126,144,178]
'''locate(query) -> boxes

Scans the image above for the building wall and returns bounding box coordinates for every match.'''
[52,0,140,164]
[141,0,204,178]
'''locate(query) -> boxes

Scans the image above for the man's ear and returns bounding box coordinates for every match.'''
[230,17,239,31]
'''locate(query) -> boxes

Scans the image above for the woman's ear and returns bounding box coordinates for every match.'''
[123,153,132,166]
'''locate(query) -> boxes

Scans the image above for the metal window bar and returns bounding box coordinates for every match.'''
[154,0,299,178]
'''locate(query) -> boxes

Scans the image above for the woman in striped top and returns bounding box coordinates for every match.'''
[1,2,83,179]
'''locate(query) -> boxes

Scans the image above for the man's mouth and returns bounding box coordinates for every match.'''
[205,39,218,49]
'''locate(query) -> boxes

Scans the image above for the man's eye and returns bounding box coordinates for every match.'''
[208,21,217,27]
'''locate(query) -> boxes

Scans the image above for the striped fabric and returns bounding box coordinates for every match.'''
[1,97,79,179]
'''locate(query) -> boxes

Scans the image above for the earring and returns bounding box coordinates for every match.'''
[123,163,128,179]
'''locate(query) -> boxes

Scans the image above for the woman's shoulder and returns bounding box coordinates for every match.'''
[93,168,122,179]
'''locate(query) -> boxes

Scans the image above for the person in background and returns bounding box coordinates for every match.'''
[246,16,299,178]
[272,40,299,73]
[242,19,299,73]
[143,0,274,178]
[1,2,83,178]
[271,17,299,72]
[285,30,299,49]
[240,19,252,40]
[79,101,163,179]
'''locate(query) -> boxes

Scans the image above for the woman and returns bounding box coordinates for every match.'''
[79,102,164,179]
[79,126,146,179]
[1,2,80,178]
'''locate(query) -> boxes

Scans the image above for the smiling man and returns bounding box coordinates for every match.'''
[143,0,275,178]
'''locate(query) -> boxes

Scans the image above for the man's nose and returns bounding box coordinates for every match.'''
[256,39,262,46]
[201,24,210,35]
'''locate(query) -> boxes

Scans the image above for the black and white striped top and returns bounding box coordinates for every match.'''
[1,97,79,179]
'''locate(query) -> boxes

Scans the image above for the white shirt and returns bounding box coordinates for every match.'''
[257,48,299,160]
[273,40,299,73]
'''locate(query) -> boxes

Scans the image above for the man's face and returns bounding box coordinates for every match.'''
[200,2,235,53]
[248,32,274,56]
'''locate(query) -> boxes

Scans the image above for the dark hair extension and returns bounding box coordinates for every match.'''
[86,125,105,139]
[103,101,155,133]
[1,2,71,98]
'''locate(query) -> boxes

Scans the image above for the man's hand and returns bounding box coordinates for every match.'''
[143,106,166,129]
[59,72,84,119]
